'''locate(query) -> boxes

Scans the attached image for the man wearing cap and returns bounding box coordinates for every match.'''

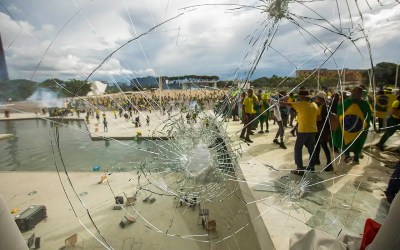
[376,94,400,151]
[314,91,333,171]
[286,90,319,174]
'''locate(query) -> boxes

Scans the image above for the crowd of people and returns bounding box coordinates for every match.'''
[38,90,226,132]
[75,90,226,115]
[3,85,399,205]
[236,85,400,175]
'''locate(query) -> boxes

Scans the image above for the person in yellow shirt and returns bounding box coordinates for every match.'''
[286,90,319,174]
[240,89,258,143]
[376,94,400,151]
[375,89,389,132]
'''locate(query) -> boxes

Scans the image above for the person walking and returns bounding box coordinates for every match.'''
[95,111,100,123]
[375,94,400,151]
[240,89,258,143]
[103,118,108,132]
[286,90,319,174]
[333,87,372,164]
[271,91,287,149]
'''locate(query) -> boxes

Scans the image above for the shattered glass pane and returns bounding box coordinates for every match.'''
[0,0,399,249]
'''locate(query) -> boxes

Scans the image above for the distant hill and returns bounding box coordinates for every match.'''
[130,76,159,89]
[0,79,38,102]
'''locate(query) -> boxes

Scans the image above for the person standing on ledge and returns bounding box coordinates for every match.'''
[240,88,258,143]
[286,90,319,174]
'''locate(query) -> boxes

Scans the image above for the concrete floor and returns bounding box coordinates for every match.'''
[0,171,261,249]
[225,119,399,250]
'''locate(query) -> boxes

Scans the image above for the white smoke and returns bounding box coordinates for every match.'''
[27,87,64,107]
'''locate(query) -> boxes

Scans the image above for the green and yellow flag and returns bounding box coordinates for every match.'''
[333,98,372,153]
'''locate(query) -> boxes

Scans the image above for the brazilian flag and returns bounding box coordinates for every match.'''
[333,98,372,154]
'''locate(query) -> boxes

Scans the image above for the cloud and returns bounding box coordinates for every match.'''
[0,0,399,82]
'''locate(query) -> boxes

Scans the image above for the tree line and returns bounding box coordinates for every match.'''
[1,62,397,101]
[250,62,399,90]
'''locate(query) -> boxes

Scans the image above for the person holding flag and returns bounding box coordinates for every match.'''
[333,87,372,164]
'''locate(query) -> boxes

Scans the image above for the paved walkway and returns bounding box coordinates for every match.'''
[225,119,399,249]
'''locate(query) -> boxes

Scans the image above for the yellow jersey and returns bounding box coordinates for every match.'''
[243,96,257,114]
[291,101,318,133]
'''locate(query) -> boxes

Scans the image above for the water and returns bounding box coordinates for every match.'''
[0,119,161,171]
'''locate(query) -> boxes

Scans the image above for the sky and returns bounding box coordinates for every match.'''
[0,0,399,83]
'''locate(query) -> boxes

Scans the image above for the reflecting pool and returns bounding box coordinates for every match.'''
[0,119,161,172]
